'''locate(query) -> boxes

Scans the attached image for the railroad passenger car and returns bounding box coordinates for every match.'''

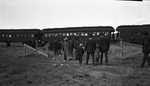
[116,24,150,44]
[41,26,115,42]
[0,29,41,44]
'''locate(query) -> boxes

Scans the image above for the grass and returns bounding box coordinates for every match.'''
[0,43,150,86]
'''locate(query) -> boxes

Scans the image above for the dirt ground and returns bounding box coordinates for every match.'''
[0,44,150,86]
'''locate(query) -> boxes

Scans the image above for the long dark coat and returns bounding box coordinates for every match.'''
[141,36,150,53]
[77,47,84,56]
[99,36,110,52]
[85,39,96,53]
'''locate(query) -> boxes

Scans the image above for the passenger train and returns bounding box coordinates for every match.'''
[116,24,150,44]
[41,26,114,41]
[0,26,115,46]
[1,24,150,46]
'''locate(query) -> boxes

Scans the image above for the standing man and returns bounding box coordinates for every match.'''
[99,33,110,65]
[62,38,71,61]
[74,38,80,60]
[68,38,74,59]
[53,39,58,55]
[141,31,150,68]
[95,38,100,65]
[85,35,96,66]
[77,43,85,64]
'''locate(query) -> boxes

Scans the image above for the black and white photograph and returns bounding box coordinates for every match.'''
[0,0,150,86]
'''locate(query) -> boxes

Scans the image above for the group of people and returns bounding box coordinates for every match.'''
[51,40,62,55]
[84,33,110,66]
[61,33,110,66]
[49,31,150,68]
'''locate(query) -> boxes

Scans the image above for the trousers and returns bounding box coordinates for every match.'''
[86,52,95,66]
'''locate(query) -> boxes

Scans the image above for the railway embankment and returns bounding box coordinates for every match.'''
[0,44,150,86]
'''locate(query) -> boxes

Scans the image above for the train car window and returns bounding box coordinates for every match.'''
[93,32,96,36]
[97,32,100,36]
[100,32,104,36]
[105,32,109,36]
[70,33,73,36]
[6,35,8,37]
[66,33,69,36]
[9,35,12,37]
[2,34,5,37]
[76,32,80,36]
[55,33,58,37]
[31,34,34,38]
[73,33,76,36]
[48,33,51,37]
[52,33,54,37]
[81,32,84,36]
[59,33,62,36]
[45,34,48,37]
[24,34,26,37]
[85,33,88,36]
[62,33,65,36]
[28,34,30,37]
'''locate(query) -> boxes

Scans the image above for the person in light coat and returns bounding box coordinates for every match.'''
[62,38,72,60]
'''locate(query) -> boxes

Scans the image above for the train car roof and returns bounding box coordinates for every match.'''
[41,26,114,32]
[143,24,150,29]
[0,29,40,33]
[0,29,40,31]
[116,25,143,31]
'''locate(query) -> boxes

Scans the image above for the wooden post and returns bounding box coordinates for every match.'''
[47,43,50,57]
[120,39,123,57]
[36,40,38,57]
[24,44,26,56]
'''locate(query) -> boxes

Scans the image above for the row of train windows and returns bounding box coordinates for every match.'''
[123,33,140,35]
[44,32,109,37]
[0,34,35,38]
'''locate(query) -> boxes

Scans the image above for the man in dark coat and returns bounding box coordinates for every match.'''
[99,33,110,65]
[77,43,84,64]
[57,40,62,55]
[141,31,150,68]
[85,35,96,66]
[53,39,59,55]
[74,38,80,60]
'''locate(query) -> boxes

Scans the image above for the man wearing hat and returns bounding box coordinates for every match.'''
[85,35,96,66]
[141,31,150,68]
[62,38,71,60]
[99,33,110,65]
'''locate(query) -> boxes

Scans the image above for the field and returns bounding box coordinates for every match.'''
[0,43,150,86]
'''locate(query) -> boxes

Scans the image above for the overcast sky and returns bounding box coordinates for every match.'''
[0,0,150,29]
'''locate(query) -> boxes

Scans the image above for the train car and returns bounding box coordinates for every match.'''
[116,24,150,44]
[0,29,41,44]
[41,26,115,42]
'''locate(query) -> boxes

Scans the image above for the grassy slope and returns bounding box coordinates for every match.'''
[0,44,150,86]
